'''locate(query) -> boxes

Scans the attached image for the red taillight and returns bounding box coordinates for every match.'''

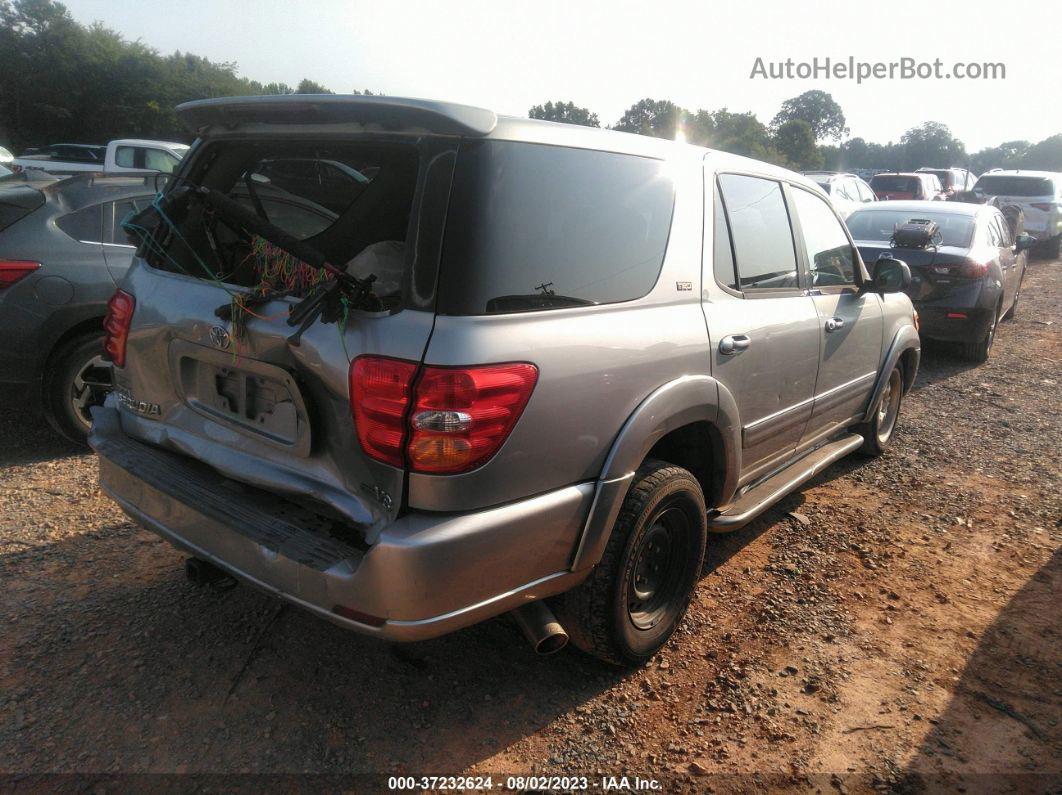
[349,357,539,474]
[349,356,419,467]
[102,289,135,367]
[0,260,40,288]
[946,312,968,319]
[408,363,538,474]
[960,260,990,279]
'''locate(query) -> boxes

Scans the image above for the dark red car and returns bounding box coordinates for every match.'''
[870,172,946,201]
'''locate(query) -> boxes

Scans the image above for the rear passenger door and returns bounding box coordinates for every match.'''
[705,172,822,483]
[989,213,1017,309]
[788,185,883,449]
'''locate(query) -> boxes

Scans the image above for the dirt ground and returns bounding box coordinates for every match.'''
[1,259,1060,793]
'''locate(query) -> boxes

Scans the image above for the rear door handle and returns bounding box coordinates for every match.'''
[825,317,845,332]
[719,334,751,355]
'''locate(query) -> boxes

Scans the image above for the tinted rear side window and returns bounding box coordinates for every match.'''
[56,204,104,242]
[438,141,675,315]
[871,176,920,194]
[717,174,799,290]
[975,176,1055,197]
[0,186,45,233]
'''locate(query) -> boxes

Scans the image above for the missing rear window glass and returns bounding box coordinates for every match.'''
[142,141,418,308]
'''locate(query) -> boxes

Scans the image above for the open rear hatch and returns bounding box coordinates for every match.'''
[110,111,466,541]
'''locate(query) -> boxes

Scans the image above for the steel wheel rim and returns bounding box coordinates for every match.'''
[628,506,690,631]
[70,354,114,429]
[877,369,902,442]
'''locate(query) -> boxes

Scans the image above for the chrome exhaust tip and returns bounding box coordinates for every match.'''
[511,600,568,655]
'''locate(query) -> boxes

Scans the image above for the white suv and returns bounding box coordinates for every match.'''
[804,171,877,219]
[974,170,1062,256]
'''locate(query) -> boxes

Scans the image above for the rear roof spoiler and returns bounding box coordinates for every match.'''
[176,95,498,138]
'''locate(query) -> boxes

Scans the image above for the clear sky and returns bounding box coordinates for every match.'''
[61,0,1061,152]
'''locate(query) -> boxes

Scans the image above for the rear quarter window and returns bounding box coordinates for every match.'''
[871,176,919,194]
[976,176,1055,197]
[438,141,675,315]
[56,204,104,243]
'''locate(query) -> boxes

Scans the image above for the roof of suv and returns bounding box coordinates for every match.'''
[804,171,861,180]
[976,169,1059,179]
[175,94,823,193]
[871,172,933,179]
[849,199,986,217]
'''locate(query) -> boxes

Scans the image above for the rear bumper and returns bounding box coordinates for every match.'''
[90,403,592,641]
[915,305,994,343]
[1021,217,1060,239]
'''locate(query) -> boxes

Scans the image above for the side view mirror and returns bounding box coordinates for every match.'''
[1015,234,1036,253]
[871,256,911,294]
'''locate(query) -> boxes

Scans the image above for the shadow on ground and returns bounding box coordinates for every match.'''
[0,385,83,467]
[899,549,1062,794]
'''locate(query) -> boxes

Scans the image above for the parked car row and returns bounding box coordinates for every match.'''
[9,139,189,176]
[809,163,1062,256]
[807,164,1060,358]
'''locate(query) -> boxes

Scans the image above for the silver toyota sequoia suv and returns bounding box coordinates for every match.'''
[91,96,920,666]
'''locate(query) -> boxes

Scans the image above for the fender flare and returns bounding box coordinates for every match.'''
[570,375,741,572]
[862,324,920,423]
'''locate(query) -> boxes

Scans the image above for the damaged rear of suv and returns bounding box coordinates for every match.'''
[92,95,918,666]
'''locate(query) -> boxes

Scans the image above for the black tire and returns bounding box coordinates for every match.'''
[1002,269,1023,321]
[558,460,706,666]
[961,305,999,364]
[856,365,904,457]
[43,332,114,445]
[1039,235,1062,260]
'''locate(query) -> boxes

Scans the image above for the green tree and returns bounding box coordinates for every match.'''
[899,122,965,170]
[613,98,686,139]
[829,136,901,170]
[772,90,848,142]
[295,78,333,94]
[773,120,823,170]
[970,140,1029,173]
[692,108,783,163]
[1021,135,1062,171]
[258,82,294,95]
[528,100,600,127]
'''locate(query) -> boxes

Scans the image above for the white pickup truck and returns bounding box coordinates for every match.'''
[11,139,189,176]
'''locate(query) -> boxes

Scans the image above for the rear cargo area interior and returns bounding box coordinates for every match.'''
[145,141,419,303]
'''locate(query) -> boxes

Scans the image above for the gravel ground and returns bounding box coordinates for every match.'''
[1,258,1060,793]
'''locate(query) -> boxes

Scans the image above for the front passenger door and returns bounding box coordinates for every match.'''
[788,185,883,450]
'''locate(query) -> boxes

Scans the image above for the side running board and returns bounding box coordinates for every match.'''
[708,433,864,532]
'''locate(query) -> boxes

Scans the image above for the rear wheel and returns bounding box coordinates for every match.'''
[856,365,903,456]
[558,460,706,666]
[962,305,999,363]
[43,332,114,445]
